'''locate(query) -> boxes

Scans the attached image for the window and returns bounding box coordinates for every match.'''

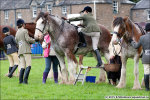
[47,4,52,14]
[4,10,9,19]
[147,10,150,20]
[32,6,37,18]
[113,1,118,14]
[62,6,67,15]
[17,12,22,18]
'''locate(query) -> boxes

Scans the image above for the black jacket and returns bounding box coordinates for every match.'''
[3,35,18,55]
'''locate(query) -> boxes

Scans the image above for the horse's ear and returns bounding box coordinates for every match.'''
[114,16,117,19]
[123,16,129,22]
[44,12,49,19]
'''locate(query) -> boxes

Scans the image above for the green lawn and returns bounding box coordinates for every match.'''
[0,57,149,99]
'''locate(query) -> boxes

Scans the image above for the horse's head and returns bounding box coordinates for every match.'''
[25,23,36,38]
[34,12,50,41]
[111,17,128,45]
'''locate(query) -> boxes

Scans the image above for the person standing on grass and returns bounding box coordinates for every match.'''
[129,23,150,91]
[15,19,35,84]
[2,27,19,78]
[42,33,59,84]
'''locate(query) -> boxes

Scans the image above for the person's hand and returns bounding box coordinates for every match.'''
[61,17,67,20]
[128,38,133,43]
[35,39,39,42]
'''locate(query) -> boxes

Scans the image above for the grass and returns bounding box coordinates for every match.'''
[0,57,149,100]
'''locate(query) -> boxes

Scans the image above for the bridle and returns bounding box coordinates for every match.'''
[35,20,47,35]
[35,16,65,43]
[112,22,135,55]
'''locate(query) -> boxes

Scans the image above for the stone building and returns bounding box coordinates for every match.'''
[54,0,135,30]
[0,0,149,30]
[0,0,55,28]
[131,0,150,28]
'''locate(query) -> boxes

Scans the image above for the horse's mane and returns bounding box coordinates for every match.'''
[134,23,145,35]
[113,17,124,27]
[36,12,61,31]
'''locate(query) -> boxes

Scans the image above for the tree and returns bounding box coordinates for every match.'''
[129,0,140,3]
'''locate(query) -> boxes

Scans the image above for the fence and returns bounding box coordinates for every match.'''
[31,42,43,56]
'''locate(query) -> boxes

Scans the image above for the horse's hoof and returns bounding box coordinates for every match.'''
[5,73,9,77]
[96,79,105,84]
[132,87,142,90]
[96,80,104,84]
[96,80,101,84]
[66,82,74,85]
[116,84,125,88]
[59,81,65,84]
[13,74,19,77]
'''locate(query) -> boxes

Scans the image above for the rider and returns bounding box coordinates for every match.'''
[129,23,150,91]
[15,19,35,84]
[63,6,103,67]
[2,27,19,78]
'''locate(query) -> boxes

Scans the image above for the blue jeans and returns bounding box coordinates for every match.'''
[44,56,59,73]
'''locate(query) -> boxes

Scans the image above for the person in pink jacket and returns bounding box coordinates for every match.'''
[42,33,59,84]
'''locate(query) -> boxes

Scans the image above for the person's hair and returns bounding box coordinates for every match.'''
[17,24,23,28]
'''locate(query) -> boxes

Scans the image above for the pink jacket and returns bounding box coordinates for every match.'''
[42,34,51,58]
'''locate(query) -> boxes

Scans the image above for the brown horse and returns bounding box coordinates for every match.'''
[34,12,112,84]
[111,17,145,89]
[0,23,36,76]
[0,23,36,50]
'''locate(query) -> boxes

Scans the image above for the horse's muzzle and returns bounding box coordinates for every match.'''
[34,33,43,41]
[112,40,118,45]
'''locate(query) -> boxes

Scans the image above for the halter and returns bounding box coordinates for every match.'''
[112,21,135,55]
[35,21,47,34]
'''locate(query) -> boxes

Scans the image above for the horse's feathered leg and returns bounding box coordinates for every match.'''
[55,54,68,84]
[65,50,78,84]
[116,56,127,88]
[132,54,141,89]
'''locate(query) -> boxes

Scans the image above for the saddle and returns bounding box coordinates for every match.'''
[74,26,87,48]
[62,18,87,48]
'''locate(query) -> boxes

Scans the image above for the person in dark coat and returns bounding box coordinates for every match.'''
[2,27,19,78]
[129,23,150,91]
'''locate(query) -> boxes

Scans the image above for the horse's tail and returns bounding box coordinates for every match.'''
[135,23,146,35]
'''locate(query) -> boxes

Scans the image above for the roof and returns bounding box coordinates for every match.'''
[0,0,32,10]
[57,0,112,6]
[0,0,54,10]
[121,0,135,4]
[132,0,150,9]
[56,0,135,6]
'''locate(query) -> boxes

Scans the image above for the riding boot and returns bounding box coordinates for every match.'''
[19,68,25,84]
[78,32,87,48]
[8,65,18,78]
[23,66,31,84]
[42,72,48,84]
[53,72,58,83]
[144,74,149,91]
[94,49,103,67]
[9,67,13,73]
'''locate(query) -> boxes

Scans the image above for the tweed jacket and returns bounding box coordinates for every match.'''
[15,27,35,56]
[3,35,18,55]
[69,13,101,33]
[131,32,150,64]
